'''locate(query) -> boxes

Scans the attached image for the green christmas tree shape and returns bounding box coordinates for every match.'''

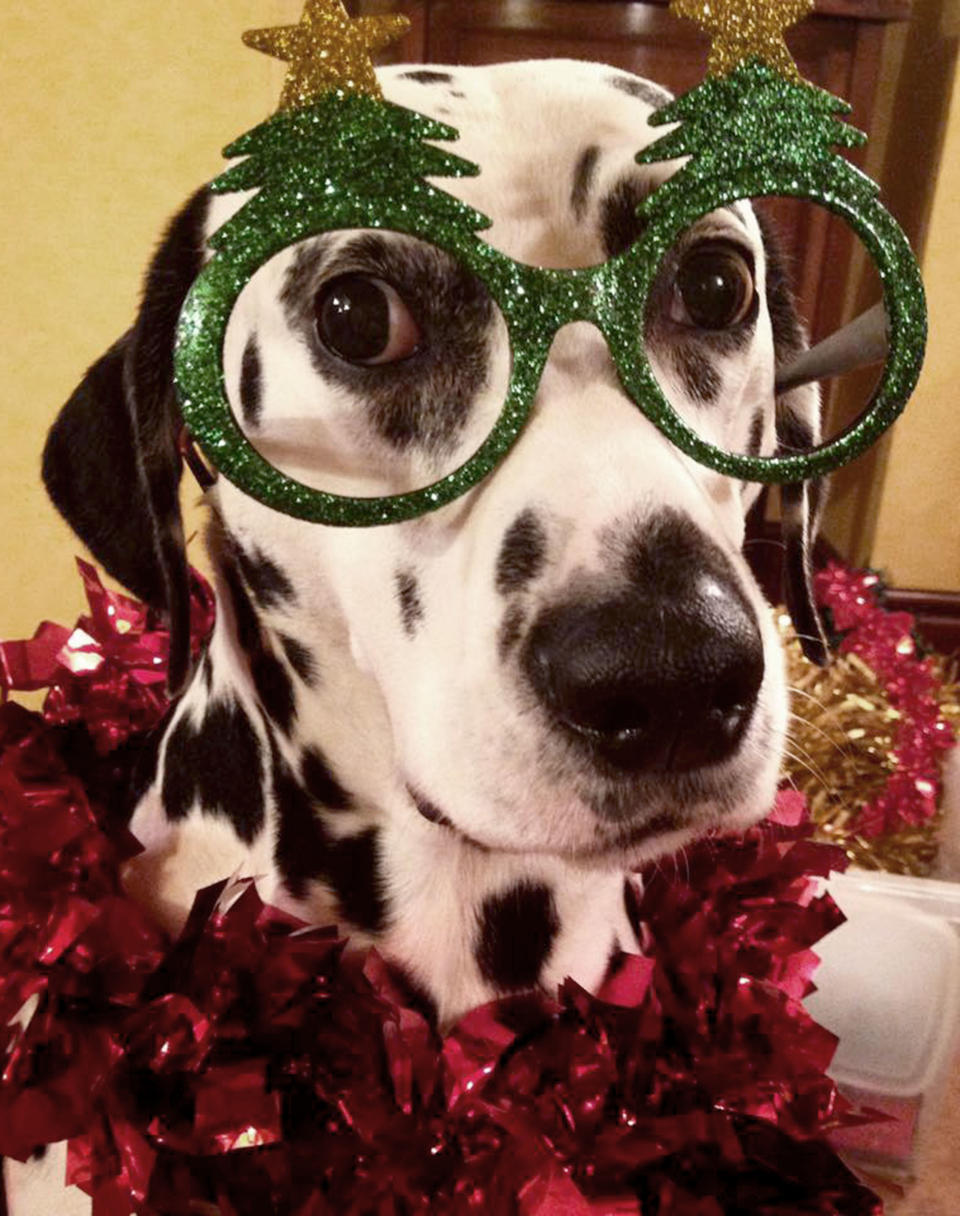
[636,57,871,219]
[207,92,492,266]
[175,94,503,526]
[613,55,926,486]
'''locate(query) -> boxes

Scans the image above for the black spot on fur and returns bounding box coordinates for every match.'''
[409,788,456,829]
[233,541,296,610]
[600,177,654,259]
[571,145,601,220]
[623,877,643,939]
[32,1144,48,1161]
[219,555,261,656]
[199,650,213,693]
[608,74,673,108]
[476,882,559,992]
[129,703,176,805]
[389,966,439,1026]
[270,733,387,930]
[622,509,752,615]
[282,233,495,453]
[251,648,297,736]
[777,408,814,456]
[755,210,805,359]
[498,604,526,660]
[747,410,766,457]
[673,345,721,404]
[325,829,388,934]
[162,700,265,843]
[395,569,425,636]
[214,532,297,733]
[279,632,318,686]
[401,69,454,84]
[301,746,353,811]
[450,90,466,99]
[493,992,556,1037]
[239,336,263,427]
[603,939,623,984]
[496,510,548,595]
[271,738,332,901]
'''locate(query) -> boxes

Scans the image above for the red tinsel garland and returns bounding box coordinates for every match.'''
[814,562,957,840]
[0,562,884,1214]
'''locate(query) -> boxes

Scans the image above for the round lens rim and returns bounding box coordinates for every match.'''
[174,212,553,527]
[609,166,928,484]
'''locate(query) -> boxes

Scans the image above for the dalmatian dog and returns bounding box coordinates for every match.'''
[8,60,824,1212]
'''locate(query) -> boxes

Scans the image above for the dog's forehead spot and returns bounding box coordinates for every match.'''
[571,145,601,221]
[399,68,455,86]
[162,699,266,845]
[496,509,549,596]
[379,60,680,267]
[607,73,674,109]
[600,175,655,259]
[476,881,560,991]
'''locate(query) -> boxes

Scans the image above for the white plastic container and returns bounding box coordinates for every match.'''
[805,869,960,1178]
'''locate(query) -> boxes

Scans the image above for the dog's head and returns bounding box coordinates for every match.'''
[44,61,824,867]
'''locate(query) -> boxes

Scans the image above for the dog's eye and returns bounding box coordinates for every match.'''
[315,275,422,365]
[672,244,754,330]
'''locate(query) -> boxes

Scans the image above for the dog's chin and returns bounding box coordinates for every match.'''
[409,774,776,871]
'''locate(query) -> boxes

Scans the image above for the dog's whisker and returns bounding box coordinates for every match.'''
[787,710,847,758]
[783,729,838,789]
[788,684,834,716]
[780,744,831,796]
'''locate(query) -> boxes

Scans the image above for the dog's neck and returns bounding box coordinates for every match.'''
[127,566,639,1026]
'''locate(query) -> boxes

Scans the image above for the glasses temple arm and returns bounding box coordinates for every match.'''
[774,301,888,394]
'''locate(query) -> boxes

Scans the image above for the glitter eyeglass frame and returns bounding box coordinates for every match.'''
[174,147,926,528]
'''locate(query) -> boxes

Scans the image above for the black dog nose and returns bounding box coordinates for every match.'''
[522,562,764,774]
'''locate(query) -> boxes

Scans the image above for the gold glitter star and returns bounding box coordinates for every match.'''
[243,0,410,110]
[671,0,813,80]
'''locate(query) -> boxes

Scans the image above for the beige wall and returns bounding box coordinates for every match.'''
[2,2,959,651]
[0,1,296,642]
[872,35,960,590]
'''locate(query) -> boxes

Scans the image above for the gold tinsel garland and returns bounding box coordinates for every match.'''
[779,608,960,877]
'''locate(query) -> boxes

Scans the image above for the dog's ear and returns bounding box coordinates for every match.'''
[756,211,830,667]
[43,188,210,693]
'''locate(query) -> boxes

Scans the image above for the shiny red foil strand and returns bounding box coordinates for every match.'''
[0,564,884,1213]
[815,563,957,838]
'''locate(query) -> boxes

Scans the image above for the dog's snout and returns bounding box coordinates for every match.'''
[522,561,764,775]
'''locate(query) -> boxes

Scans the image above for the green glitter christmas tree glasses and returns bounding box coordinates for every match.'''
[174,51,926,528]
